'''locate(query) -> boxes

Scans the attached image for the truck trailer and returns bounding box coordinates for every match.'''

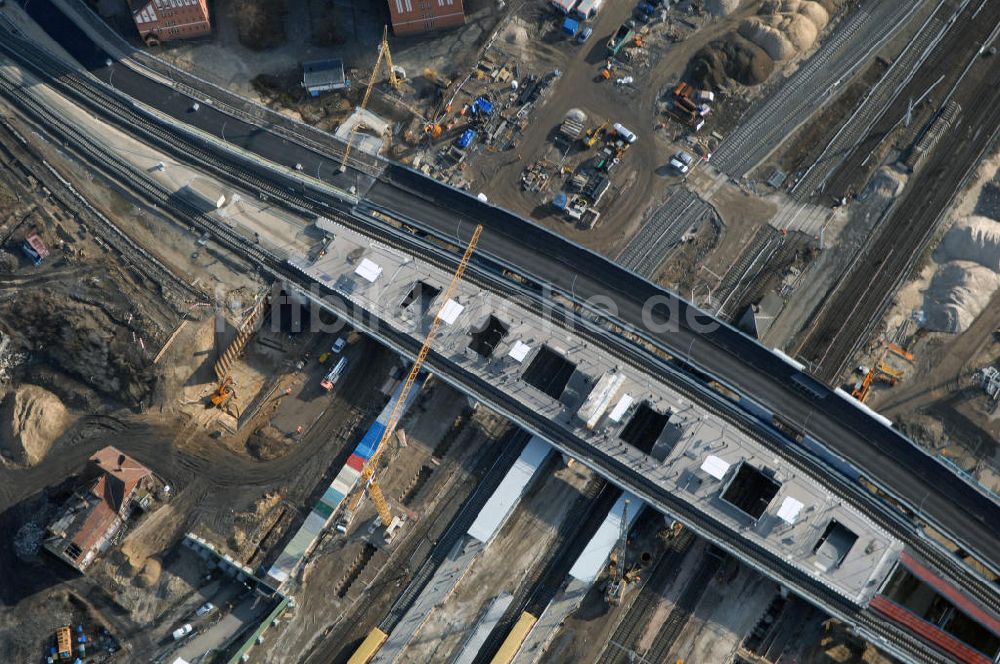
[607,23,635,56]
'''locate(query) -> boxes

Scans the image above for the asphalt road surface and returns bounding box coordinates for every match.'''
[13,0,1000,575]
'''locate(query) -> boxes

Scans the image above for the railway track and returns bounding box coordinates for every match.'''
[377,430,531,634]
[0,115,206,309]
[642,551,724,664]
[712,1,921,178]
[599,529,695,664]
[789,0,955,201]
[794,6,1000,380]
[713,226,784,319]
[616,189,713,278]
[470,481,616,664]
[0,28,988,663]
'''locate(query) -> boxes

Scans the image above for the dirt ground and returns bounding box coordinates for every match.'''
[266,397,514,664]
[399,459,592,662]
[99,0,506,129]
[867,149,1000,494]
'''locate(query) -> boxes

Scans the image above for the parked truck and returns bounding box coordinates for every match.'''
[607,23,635,56]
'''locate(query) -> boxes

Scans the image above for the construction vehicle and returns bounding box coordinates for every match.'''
[338,225,483,542]
[339,26,400,173]
[605,499,630,606]
[209,375,235,407]
[582,122,607,147]
[607,23,635,56]
[851,343,911,402]
[320,357,349,391]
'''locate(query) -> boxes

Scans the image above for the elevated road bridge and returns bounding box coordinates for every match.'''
[1,2,998,660]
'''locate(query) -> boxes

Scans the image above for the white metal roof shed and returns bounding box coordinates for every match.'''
[701,455,731,480]
[508,340,531,362]
[467,437,551,543]
[569,492,642,584]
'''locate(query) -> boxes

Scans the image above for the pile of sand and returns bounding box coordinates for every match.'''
[502,18,529,46]
[865,166,909,203]
[921,215,1000,332]
[135,558,162,588]
[739,18,797,60]
[937,215,1000,271]
[688,0,830,88]
[921,261,1000,333]
[739,2,827,61]
[687,34,775,88]
[0,385,68,465]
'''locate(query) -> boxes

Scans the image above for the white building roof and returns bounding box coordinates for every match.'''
[701,455,731,480]
[354,258,383,283]
[439,299,465,325]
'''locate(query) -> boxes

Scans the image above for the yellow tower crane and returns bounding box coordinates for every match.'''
[339,26,400,173]
[341,224,483,539]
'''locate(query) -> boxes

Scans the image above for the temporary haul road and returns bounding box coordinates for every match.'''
[4,0,1000,626]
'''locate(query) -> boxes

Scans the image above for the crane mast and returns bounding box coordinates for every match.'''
[339,26,399,173]
[343,225,483,535]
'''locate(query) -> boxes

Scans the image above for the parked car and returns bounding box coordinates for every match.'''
[172,624,193,641]
[195,602,215,617]
[669,151,694,174]
[576,26,593,43]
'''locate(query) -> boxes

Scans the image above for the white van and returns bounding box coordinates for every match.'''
[612,123,637,144]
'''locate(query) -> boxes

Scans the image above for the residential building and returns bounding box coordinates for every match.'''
[44,446,155,572]
[388,0,465,37]
[129,0,211,46]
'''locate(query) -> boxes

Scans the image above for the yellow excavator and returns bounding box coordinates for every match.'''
[338,225,482,541]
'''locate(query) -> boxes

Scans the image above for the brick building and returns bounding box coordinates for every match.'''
[130,0,211,46]
[388,0,465,36]
[43,447,155,572]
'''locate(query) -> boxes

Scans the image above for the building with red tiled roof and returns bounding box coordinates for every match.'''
[44,446,155,572]
[388,0,465,36]
[129,0,211,46]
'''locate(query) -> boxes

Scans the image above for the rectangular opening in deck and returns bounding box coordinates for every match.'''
[400,281,440,314]
[522,346,576,399]
[469,316,509,358]
[812,519,858,572]
[619,402,671,455]
[721,462,780,520]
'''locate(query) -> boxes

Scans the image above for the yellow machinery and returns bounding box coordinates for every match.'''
[339,26,400,173]
[342,225,483,534]
[583,122,607,148]
[207,292,269,410]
